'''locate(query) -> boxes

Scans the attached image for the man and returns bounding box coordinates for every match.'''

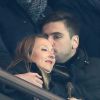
[41,11,100,100]
[48,0,100,58]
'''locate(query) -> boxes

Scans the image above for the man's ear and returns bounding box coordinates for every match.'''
[72,35,79,49]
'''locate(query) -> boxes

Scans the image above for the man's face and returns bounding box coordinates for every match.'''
[42,21,79,63]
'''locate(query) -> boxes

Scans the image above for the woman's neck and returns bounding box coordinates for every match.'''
[40,69,51,90]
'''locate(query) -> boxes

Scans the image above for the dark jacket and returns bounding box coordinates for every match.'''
[0,36,12,70]
[53,49,100,100]
[1,60,69,100]
[2,49,100,100]
[1,62,64,100]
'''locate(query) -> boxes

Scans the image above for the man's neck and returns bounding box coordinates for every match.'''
[57,49,78,66]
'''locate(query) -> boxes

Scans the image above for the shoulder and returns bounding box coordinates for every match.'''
[88,57,100,69]
[7,61,27,74]
[80,57,100,81]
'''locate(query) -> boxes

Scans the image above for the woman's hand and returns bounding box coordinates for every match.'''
[68,97,82,100]
[15,72,43,88]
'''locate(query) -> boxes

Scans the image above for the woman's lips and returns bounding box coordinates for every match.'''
[45,60,53,64]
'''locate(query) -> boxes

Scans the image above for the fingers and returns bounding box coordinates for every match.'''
[33,79,43,88]
[67,97,82,100]
[32,73,43,88]
[27,72,43,85]
[34,76,43,85]
[33,73,42,79]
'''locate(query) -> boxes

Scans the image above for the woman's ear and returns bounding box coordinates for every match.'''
[72,35,79,49]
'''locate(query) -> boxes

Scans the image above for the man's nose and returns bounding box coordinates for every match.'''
[48,37,54,46]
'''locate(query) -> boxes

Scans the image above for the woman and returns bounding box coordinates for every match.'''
[7,34,55,90]
[2,34,79,100]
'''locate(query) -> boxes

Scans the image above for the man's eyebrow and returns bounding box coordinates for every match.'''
[53,32,62,35]
[44,32,61,36]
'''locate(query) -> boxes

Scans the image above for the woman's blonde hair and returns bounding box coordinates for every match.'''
[8,34,47,68]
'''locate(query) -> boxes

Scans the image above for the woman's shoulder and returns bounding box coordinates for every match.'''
[7,61,27,74]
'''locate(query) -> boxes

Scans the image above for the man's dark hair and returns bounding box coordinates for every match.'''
[41,10,80,38]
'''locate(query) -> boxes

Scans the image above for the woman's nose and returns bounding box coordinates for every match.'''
[49,55,55,59]
[49,51,55,59]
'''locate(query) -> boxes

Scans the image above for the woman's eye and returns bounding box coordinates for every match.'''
[41,48,48,51]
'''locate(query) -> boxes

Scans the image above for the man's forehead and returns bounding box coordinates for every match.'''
[43,21,63,31]
[43,32,65,37]
[44,31,61,35]
[43,22,67,33]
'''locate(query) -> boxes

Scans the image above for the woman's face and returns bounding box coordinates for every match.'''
[31,38,55,73]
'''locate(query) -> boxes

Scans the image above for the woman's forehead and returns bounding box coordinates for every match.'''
[34,37,52,48]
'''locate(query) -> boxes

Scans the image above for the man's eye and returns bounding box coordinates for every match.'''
[53,35,62,39]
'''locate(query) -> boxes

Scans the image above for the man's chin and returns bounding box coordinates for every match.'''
[56,58,66,63]
[56,59,63,63]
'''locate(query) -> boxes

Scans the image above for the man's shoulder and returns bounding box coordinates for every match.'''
[82,57,100,77]
[89,56,100,66]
